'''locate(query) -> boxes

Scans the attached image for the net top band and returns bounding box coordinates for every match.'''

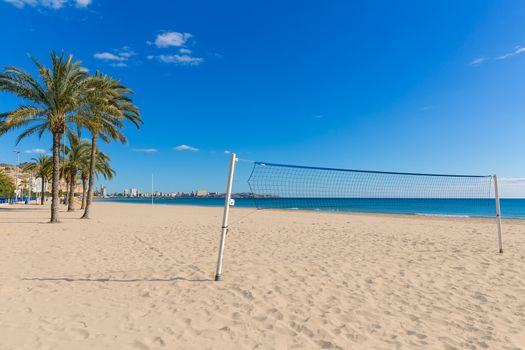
[254,162,492,179]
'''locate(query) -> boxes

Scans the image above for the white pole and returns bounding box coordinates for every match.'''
[14,150,20,202]
[151,173,154,205]
[28,172,32,205]
[493,175,503,254]
[214,153,237,281]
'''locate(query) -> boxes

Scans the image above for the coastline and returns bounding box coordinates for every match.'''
[94,197,525,222]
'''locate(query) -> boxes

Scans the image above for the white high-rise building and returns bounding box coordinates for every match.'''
[195,189,209,197]
[32,177,43,193]
[130,188,138,197]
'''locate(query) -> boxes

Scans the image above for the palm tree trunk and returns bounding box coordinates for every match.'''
[65,180,69,205]
[67,165,76,211]
[81,134,97,219]
[41,177,45,205]
[81,177,87,209]
[50,132,61,223]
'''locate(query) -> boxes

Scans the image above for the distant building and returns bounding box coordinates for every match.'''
[194,189,209,197]
[123,189,130,197]
[30,177,41,193]
[130,188,138,197]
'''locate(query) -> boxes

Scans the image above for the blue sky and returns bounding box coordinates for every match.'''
[1,1,525,195]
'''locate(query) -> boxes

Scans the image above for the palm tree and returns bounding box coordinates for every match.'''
[79,157,89,210]
[20,178,29,198]
[63,135,91,211]
[24,155,52,205]
[80,73,141,219]
[79,147,115,209]
[59,157,71,204]
[0,52,88,222]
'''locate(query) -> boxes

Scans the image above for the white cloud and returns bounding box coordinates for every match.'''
[74,0,90,7]
[147,31,205,67]
[119,51,135,58]
[3,0,90,9]
[110,62,127,67]
[496,46,525,60]
[174,144,199,152]
[470,45,525,67]
[24,148,46,154]
[154,32,192,48]
[224,150,231,154]
[313,114,324,119]
[3,0,32,7]
[94,47,136,67]
[94,52,126,61]
[133,148,158,153]
[152,54,203,66]
[209,52,223,59]
[470,57,487,66]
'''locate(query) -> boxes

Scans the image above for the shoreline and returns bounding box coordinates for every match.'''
[93,198,525,223]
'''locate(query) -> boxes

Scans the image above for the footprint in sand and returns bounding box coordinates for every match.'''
[472,292,488,302]
[269,307,284,320]
[242,290,254,300]
[70,328,89,339]
[316,339,336,349]
[406,330,427,340]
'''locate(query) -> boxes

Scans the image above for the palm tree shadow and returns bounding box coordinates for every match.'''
[0,207,52,223]
[0,218,78,224]
[0,221,49,224]
[0,207,47,212]
[22,276,213,283]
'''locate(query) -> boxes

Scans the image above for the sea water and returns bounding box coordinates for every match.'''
[98,197,525,219]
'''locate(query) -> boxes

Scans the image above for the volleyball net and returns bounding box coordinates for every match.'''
[247,162,495,216]
[214,155,503,281]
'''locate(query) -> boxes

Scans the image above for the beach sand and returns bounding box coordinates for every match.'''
[0,202,524,349]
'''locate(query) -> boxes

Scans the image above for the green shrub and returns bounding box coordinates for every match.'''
[0,171,15,198]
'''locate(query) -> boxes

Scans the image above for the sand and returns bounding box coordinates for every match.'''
[0,202,524,350]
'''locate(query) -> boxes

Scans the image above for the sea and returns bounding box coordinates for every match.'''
[98,197,525,219]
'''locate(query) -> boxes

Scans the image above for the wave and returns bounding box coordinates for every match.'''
[415,213,471,218]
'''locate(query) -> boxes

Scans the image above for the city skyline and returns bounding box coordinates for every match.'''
[4,158,525,198]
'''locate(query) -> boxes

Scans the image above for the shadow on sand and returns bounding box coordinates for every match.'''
[0,207,48,212]
[0,206,79,223]
[21,276,213,283]
[0,218,81,224]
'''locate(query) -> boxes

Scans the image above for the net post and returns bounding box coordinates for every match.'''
[214,153,237,281]
[493,175,503,254]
